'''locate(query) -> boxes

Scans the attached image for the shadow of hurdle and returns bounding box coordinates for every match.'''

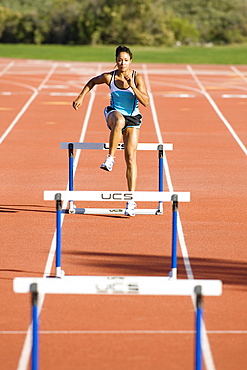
[63,251,247,288]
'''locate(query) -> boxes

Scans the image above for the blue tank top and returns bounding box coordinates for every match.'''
[109,70,140,116]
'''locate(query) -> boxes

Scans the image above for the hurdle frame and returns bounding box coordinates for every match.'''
[43,191,190,278]
[60,142,173,215]
[13,277,222,370]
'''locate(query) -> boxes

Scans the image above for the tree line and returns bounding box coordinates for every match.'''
[0,0,247,46]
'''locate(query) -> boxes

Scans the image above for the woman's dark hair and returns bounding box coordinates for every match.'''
[115,45,133,60]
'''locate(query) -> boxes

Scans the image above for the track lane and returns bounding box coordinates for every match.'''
[0,61,101,369]
[21,62,194,370]
[147,64,247,369]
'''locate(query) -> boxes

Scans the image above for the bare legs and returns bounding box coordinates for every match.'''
[123,128,139,191]
[107,111,125,157]
[107,111,139,191]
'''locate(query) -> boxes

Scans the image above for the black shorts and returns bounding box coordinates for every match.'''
[104,106,142,132]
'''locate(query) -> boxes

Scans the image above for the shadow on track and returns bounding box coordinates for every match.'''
[64,250,247,288]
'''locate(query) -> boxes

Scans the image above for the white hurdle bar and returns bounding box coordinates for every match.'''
[60,142,173,214]
[60,142,173,151]
[13,276,222,370]
[14,276,222,296]
[43,191,190,278]
[44,190,190,202]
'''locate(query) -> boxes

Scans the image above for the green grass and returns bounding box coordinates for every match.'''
[0,43,247,64]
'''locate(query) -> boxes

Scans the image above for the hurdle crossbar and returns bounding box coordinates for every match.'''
[60,142,173,151]
[44,191,190,202]
[13,276,222,296]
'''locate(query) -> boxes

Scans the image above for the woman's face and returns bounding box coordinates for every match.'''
[116,52,132,72]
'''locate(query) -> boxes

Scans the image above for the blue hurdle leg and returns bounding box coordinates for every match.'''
[55,193,62,277]
[158,144,164,214]
[195,286,203,370]
[170,194,178,279]
[31,283,39,370]
[68,143,74,191]
[68,143,75,213]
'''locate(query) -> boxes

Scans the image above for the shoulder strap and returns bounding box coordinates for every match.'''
[132,70,137,87]
[109,71,115,86]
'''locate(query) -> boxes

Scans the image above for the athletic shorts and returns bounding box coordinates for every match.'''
[104,106,142,132]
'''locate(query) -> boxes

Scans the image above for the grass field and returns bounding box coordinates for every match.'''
[0,43,247,64]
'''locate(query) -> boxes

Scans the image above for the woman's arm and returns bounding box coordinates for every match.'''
[72,73,111,110]
[125,73,150,107]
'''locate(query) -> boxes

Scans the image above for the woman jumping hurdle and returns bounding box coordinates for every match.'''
[72,45,150,216]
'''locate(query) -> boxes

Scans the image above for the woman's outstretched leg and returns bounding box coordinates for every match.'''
[123,127,139,216]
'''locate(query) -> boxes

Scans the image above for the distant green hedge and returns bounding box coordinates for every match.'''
[0,0,247,46]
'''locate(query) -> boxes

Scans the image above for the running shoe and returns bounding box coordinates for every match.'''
[100,155,114,171]
[125,201,137,217]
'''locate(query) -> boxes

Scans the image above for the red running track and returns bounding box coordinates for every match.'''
[0,58,246,370]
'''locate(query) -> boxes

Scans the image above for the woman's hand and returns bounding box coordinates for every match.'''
[124,74,134,88]
[125,73,150,107]
[72,96,83,110]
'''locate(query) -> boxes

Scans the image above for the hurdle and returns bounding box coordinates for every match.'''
[43,191,190,278]
[60,142,173,215]
[13,276,222,370]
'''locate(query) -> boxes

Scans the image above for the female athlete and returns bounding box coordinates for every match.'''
[72,45,149,216]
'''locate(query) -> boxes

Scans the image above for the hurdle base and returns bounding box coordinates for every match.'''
[157,202,163,214]
[69,201,76,214]
[56,267,65,278]
[63,207,163,216]
[168,268,177,280]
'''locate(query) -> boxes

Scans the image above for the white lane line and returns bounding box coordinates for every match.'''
[49,92,78,96]
[0,90,38,144]
[43,84,68,89]
[2,330,247,335]
[142,64,194,279]
[0,63,58,145]
[143,65,194,278]
[143,64,216,370]
[43,87,98,278]
[231,66,247,83]
[187,65,247,156]
[163,94,195,98]
[152,79,247,94]
[0,61,14,77]
[142,65,173,191]
[16,63,102,370]
[37,63,58,92]
[222,94,247,98]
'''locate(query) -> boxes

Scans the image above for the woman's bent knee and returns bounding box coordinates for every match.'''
[114,118,125,130]
[108,112,125,130]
